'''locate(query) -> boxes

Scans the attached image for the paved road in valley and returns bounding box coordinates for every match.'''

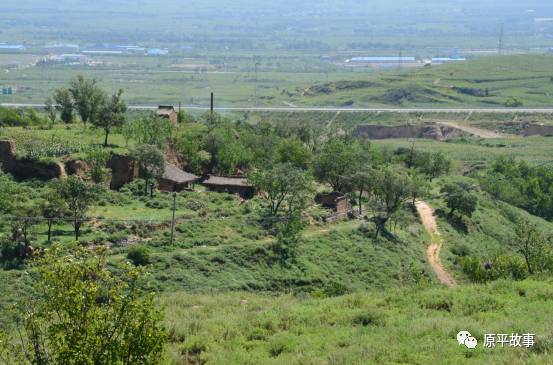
[2,102,553,113]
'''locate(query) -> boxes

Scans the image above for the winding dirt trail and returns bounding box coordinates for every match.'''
[415,201,458,288]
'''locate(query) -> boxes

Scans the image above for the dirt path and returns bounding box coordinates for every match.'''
[437,121,504,139]
[415,201,458,288]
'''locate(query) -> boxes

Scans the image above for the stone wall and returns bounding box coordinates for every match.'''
[109,154,138,190]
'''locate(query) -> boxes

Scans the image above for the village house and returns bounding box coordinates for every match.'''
[157,164,200,192]
[157,105,178,125]
[202,176,255,199]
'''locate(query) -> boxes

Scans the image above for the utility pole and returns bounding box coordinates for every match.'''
[398,48,403,70]
[210,92,214,115]
[253,55,258,106]
[498,23,504,55]
[170,192,177,245]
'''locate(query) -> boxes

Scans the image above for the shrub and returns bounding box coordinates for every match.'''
[127,245,151,266]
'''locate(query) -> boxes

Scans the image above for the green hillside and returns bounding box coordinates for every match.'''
[287,55,553,108]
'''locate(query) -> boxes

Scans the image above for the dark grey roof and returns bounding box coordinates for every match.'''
[202,176,252,187]
[157,105,175,116]
[161,164,199,183]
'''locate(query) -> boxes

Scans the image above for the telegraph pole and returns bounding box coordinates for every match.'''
[498,23,504,55]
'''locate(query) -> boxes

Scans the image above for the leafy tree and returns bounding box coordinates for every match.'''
[513,219,551,274]
[351,167,375,215]
[176,128,211,175]
[53,88,74,124]
[277,138,313,169]
[40,195,68,242]
[68,75,104,126]
[86,147,110,183]
[56,176,97,240]
[441,182,478,218]
[313,137,365,193]
[123,114,174,148]
[0,246,165,364]
[249,163,314,217]
[417,152,451,181]
[270,213,305,266]
[44,97,57,125]
[206,124,253,175]
[371,166,414,237]
[409,171,430,206]
[94,89,127,147]
[131,145,166,197]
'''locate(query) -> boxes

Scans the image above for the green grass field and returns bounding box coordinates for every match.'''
[3,55,553,108]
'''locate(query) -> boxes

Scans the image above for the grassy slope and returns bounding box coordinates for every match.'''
[3,55,553,107]
[288,55,553,108]
[161,280,553,365]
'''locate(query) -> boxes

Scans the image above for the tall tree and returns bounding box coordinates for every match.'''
[44,96,57,125]
[40,195,68,242]
[371,166,414,237]
[249,163,314,217]
[513,219,550,274]
[56,176,97,240]
[441,182,477,218]
[123,114,174,148]
[0,246,166,364]
[351,167,375,215]
[94,89,127,147]
[313,137,365,193]
[68,75,104,126]
[53,88,74,124]
[131,145,166,197]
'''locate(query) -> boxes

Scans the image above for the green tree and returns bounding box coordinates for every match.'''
[351,167,375,215]
[249,163,314,217]
[270,213,305,266]
[123,115,174,148]
[131,145,166,197]
[40,194,68,242]
[0,246,165,364]
[313,138,365,193]
[409,171,430,206]
[277,138,313,169]
[513,219,551,274]
[441,182,478,218]
[86,147,110,183]
[94,89,127,147]
[53,88,73,124]
[56,176,97,240]
[371,166,414,237]
[68,75,104,126]
[418,152,451,181]
[44,97,57,126]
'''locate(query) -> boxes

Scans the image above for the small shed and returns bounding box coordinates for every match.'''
[315,192,351,221]
[158,164,200,192]
[202,176,255,199]
[157,105,178,125]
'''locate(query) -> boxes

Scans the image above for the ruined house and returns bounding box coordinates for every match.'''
[315,192,352,222]
[109,153,138,190]
[202,176,255,199]
[0,139,66,180]
[157,164,200,192]
[157,105,178,125]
